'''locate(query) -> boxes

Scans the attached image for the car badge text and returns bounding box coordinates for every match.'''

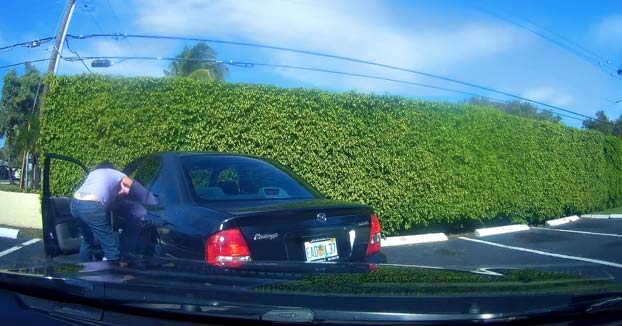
[254,233,279,240]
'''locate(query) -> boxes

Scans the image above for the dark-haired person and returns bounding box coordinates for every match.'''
[70,162,134,266]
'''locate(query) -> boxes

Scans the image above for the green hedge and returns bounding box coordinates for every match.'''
[41,75,622,235]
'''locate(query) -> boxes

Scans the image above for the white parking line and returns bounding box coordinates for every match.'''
[458,237,622,268]
[532,226,622,238]
[0,238,40,258]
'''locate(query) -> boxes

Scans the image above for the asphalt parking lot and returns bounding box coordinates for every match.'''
[0,217,620,279]
[383,217,622,279]
[0,237,46,268]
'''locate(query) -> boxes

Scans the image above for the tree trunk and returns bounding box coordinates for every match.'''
[32,158,41,190]
[19,150,26,190]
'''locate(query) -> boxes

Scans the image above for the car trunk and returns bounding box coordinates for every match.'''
[205,199,374,262]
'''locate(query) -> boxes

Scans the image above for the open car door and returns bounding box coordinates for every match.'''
[42,153,89,257]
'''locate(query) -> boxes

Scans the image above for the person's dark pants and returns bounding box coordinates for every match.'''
[112,199,146,259]
[70,199,120,262]
[117,214,142,258]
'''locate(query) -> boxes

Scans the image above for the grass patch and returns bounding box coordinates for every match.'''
[0,184,39,194]
[594,207,622,215]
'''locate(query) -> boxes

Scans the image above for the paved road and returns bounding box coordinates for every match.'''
[384,218,622,279]
[0,218,621,281]
[0,237,46,268]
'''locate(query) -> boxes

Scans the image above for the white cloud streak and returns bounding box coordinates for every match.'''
[134,0,528,92]
[522,86,575,108]
[592,15,622,44]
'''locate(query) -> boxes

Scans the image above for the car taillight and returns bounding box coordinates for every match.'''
[367,213,382,255]
[206,227,252,267]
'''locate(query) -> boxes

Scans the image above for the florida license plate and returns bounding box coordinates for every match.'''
[304,238,339,262]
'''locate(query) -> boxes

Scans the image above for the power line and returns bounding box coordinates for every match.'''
[63,54,583,122]
[66,33,597,121]
[1,34,599,123]
[103,0,138,57]
[248,62,581,122]
[0,37,55,53]
[465,4,620,78]
[0,58,50,69]
[76,0,125,61]
[64,39,92,73]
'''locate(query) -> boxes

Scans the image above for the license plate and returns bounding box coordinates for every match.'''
[304,238,339,262]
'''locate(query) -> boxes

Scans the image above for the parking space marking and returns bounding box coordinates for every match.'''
[531,226,622,238]
[458,237,622,268]
[0,238,40,258]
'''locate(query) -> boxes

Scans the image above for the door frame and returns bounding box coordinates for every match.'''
[42,153,89,257]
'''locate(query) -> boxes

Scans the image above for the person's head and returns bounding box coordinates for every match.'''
[94,161,117,170]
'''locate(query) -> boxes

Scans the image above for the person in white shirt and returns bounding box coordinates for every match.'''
[70,162,134,266]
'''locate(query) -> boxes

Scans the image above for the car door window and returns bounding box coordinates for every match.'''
[126,156,162,204]
[183,156,317,201]
[129,156,162,188]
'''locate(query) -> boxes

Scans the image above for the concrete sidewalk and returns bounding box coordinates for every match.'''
[0,191,41,229]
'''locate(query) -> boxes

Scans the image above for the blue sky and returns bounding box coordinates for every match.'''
[1,0,621,148]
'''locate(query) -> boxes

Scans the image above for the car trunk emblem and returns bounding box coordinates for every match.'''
[317,212,327,223]
[254,233,279,240]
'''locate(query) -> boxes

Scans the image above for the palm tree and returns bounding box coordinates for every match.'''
[164,43,229,81]
[11,114,40,190]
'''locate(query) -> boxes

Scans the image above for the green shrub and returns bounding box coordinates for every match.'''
[41,75,622,235]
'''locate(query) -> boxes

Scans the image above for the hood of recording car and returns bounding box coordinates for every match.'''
[1,259,622,323]
[1,258,619,296]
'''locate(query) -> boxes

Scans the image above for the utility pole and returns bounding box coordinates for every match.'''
[27,0,76,190]
[47,0,77,77]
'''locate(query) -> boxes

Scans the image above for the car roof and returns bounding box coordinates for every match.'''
[153,151,272,162]
[158,151,257,158]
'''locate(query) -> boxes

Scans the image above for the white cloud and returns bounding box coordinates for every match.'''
[522,87,575,108]
[134,0,528,91]
[592,15,622,44]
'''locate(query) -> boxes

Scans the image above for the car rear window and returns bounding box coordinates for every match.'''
[181,155,320,201]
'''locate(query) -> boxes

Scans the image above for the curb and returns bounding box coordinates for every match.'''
[381,233,448,247]
[546,215,579,226]
[581,214,612,219]
[0,227,19,239]
[475,224,529,237]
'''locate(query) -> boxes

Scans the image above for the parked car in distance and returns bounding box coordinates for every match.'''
[0,166,9,180]
[42,152,385,266]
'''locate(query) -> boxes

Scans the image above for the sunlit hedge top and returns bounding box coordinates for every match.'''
[41,74,622,235]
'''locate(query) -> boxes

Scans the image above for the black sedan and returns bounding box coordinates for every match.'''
[42,152,385,266]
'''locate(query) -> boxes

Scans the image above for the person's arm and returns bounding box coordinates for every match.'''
[128,180,159,205]
[119,176,134,195]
